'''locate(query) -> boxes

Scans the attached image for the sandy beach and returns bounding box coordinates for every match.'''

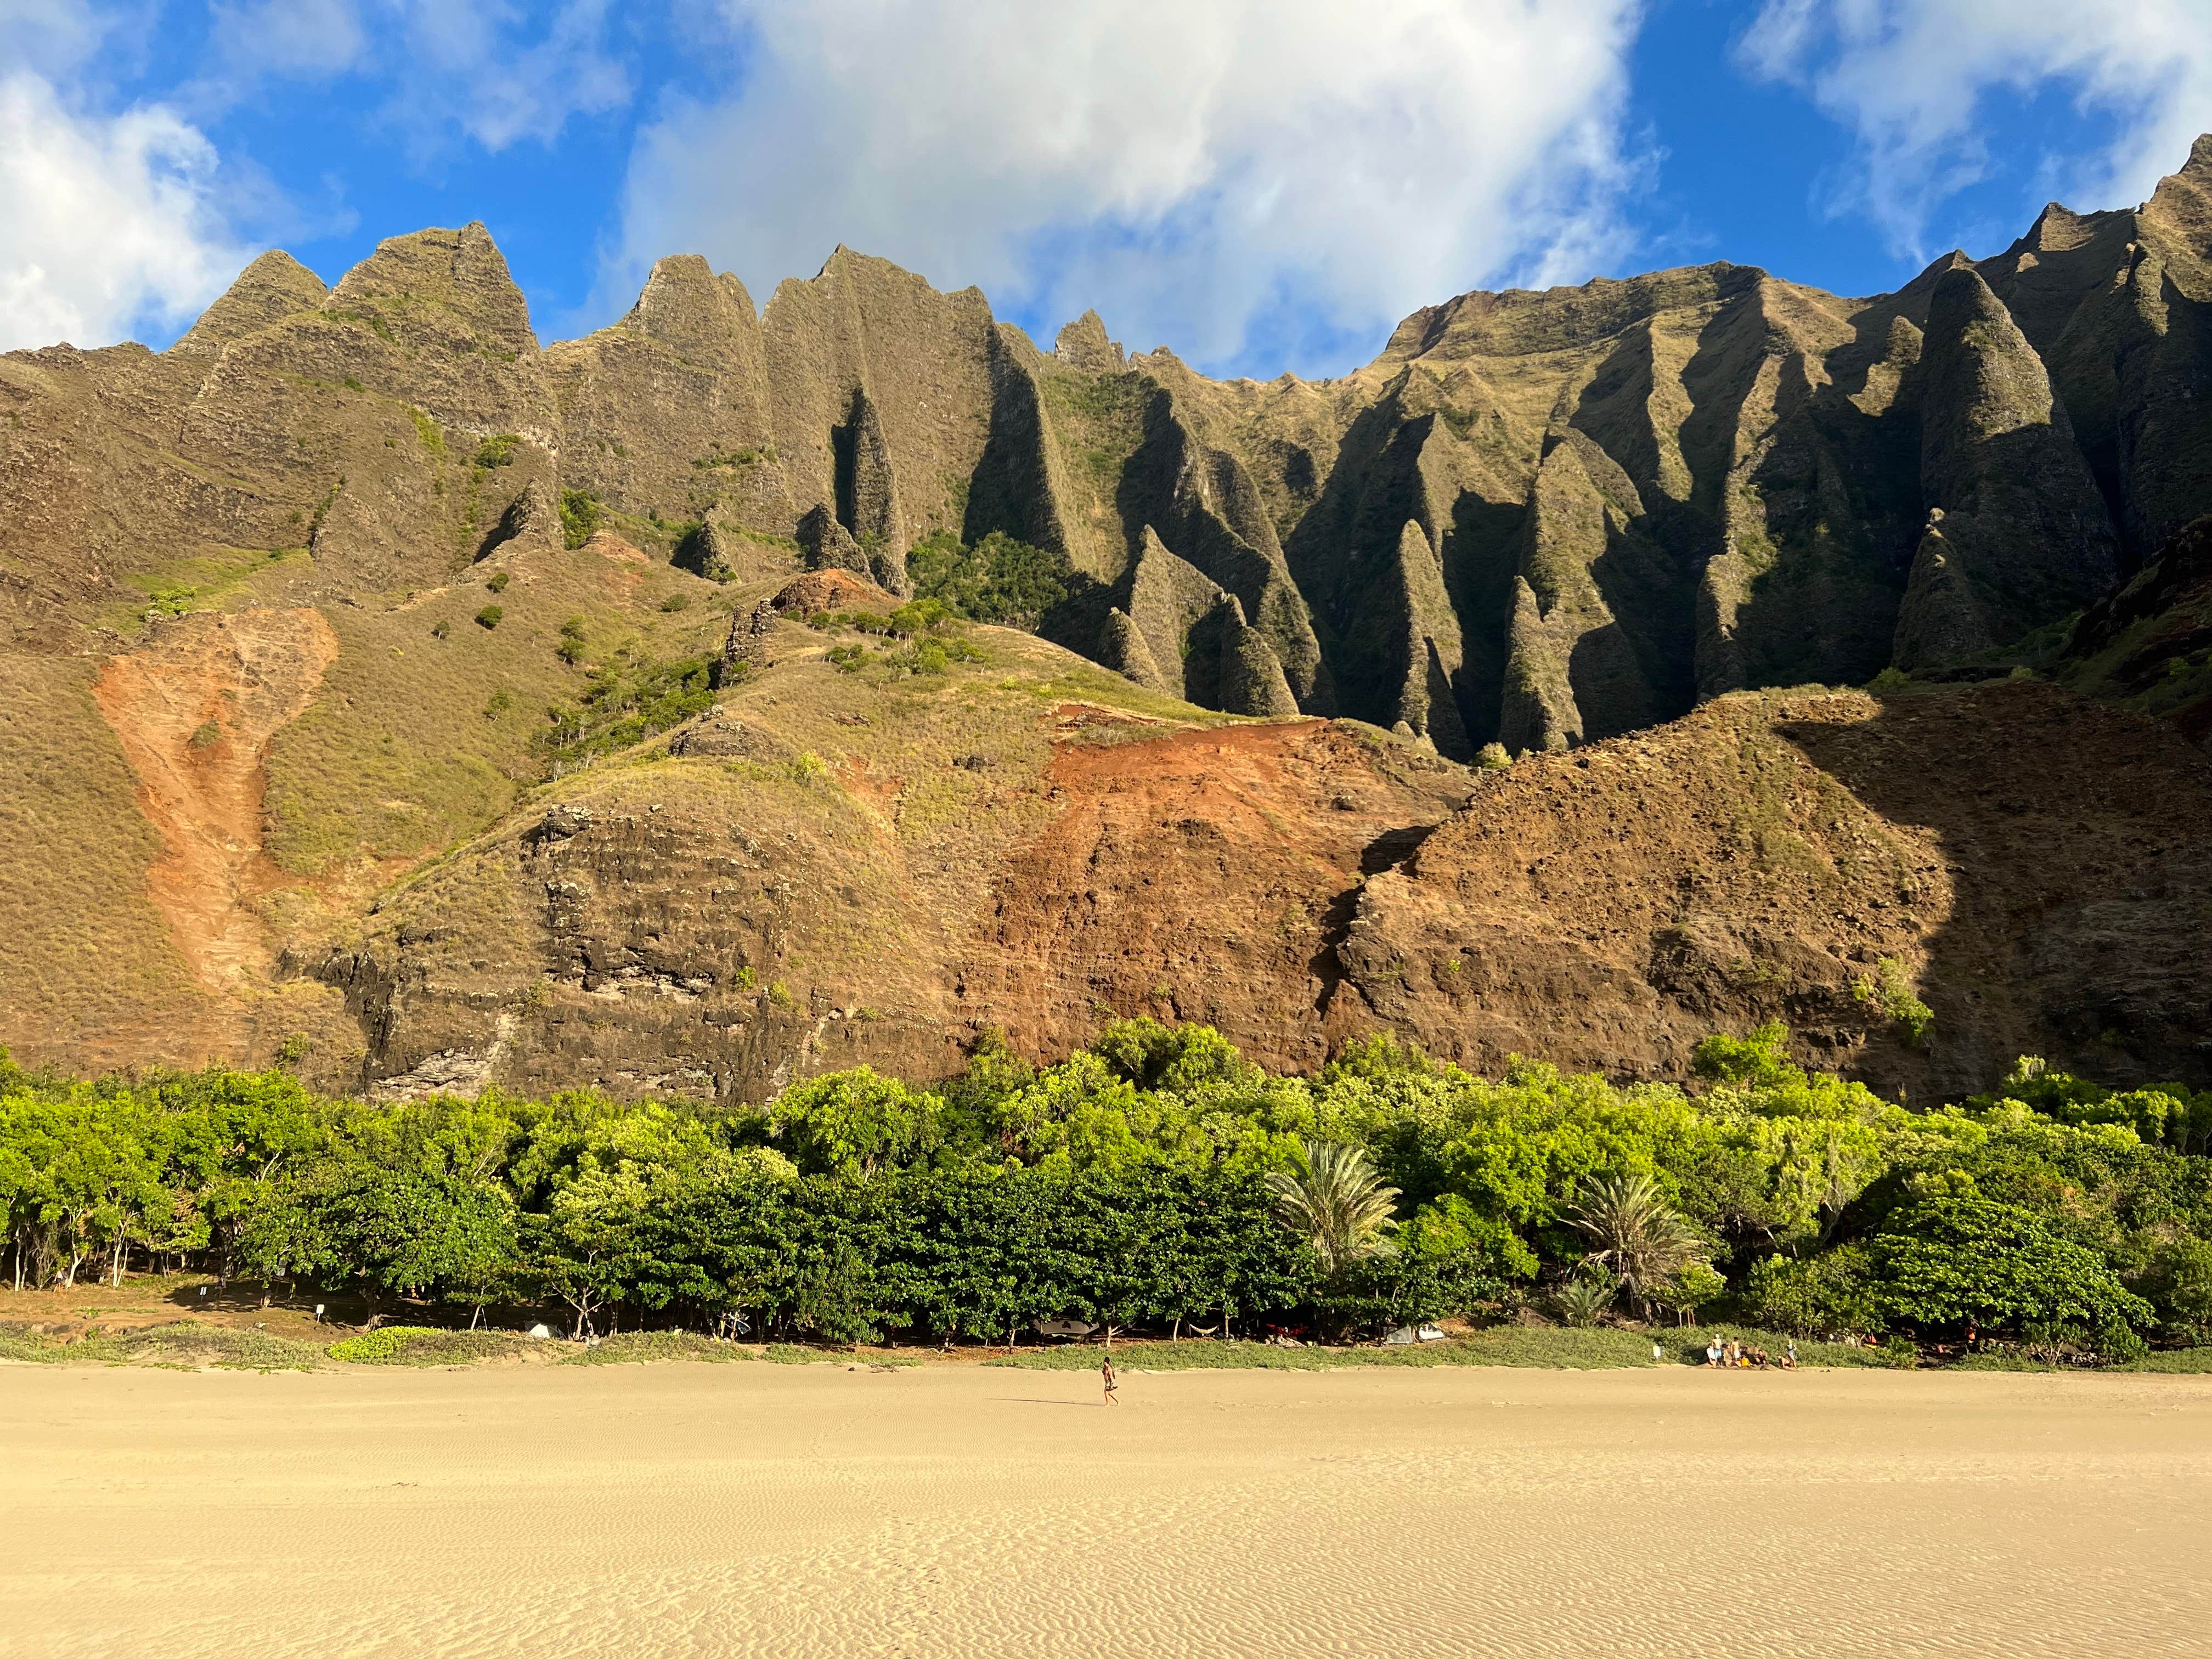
[4,1362,2208,1658]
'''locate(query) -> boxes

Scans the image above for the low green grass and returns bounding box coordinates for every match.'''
[761,1343,922,1367]
[1952,1347,2212,1374]
[560,1330,751,1366]
[112,545,312,629]
[984,1331,1655,1372]
[0,1321,325,1370]
[2117,1348,2212,1374]
[985,1325,1917,1373]
[327,1325,532,1365]
[6,1317,2203,1375]
[1949,1352,2084,1373]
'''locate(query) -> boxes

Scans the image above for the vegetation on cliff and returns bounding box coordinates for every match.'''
[5,1022,2207,1362]
[905,529,1097,630]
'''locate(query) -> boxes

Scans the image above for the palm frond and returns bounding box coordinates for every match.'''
[1568,1172,1700,1316]
[1553,1269,1617,1327]
[1267,1139,1399,1284]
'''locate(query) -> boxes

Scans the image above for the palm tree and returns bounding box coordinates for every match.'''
[1553,1267,1617,1328]
[1568,1172,1700,1318]
[1267,1140,1399,1285]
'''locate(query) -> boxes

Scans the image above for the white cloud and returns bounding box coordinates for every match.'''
[1740,0,2212,258]
[606,0,1648,376]
[0,69,247,351]
[204,0,369,86]
[197,0,630,153]
[0,0,109,77]
[376,0,631,153]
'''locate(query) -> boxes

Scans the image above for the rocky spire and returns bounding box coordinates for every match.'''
[170,251,328,356]
[1892,265,2118,670]
[1053,310,1125,372]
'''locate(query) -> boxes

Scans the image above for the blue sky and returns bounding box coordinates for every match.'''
[4,1,2209,376]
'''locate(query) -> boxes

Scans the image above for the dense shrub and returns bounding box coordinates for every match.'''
[906,530,1096,628]
[1871,1198,2152,1356]
[535,653,719,768]
[3,1025,2208,1359]
[1741,1247,1884,1337]
[558,489,602,549]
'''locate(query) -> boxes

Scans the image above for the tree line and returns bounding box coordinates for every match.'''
[4,1021,2210,1359]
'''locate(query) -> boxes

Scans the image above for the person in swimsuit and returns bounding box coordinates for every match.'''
[1102,1355,1120,1406]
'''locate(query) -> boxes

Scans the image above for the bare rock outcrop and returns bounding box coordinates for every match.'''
[1053,310,1125,373]
[171,251,330,357]
[797,502,873,580]
[545,253,791,531]
[1101,526,1299,715]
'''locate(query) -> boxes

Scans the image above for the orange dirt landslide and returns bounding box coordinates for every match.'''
[89,608,338,1046]
[956,719,1471,1073]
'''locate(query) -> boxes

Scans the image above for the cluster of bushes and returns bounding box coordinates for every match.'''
[535,649,724,768]
[557,488,602,549]
[814,597,986,678]
[4,1024,2209,1361]
[906,531,1098,630]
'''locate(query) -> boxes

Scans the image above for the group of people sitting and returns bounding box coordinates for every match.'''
[1704,1336,1797,1369]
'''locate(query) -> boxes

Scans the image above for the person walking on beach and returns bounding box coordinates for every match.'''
[1102,1353,1120,1406]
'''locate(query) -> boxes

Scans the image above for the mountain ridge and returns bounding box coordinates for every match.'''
[2,137,2209,1101]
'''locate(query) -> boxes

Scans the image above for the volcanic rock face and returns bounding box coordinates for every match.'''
[1342,682,2212,1096]
[3,141,2212,1096]
[10,141,2212,716]
[318,654,2212,1105]
[1893,266,2119,669]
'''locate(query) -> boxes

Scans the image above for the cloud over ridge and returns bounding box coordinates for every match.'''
[1741,0,2212,258]
[607,0,1648,376]
[0,68,246,351]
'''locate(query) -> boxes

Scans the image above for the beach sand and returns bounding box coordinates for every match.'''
[3,1361,2207,1657]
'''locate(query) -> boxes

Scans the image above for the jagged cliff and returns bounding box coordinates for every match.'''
[2,139,2210,1097]
[12,140,2212,729]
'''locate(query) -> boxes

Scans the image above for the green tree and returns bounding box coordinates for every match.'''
[1650,1260,1726,1326]
[1567,1171,1701,1319]
[2134,1239,2212,1345]
[1741,1247,1884,1338]
[240,1156,515,1328]
[1267,1139,1398,1286]
[1872,1197,2152,1356]
[762,1069,962,1180]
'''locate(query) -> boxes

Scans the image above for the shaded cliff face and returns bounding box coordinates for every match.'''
[2058,512,2212,742]
[3,139,2211,1097]
[1343,682,2212,1096]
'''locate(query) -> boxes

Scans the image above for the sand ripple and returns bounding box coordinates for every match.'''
[4,1366,2208,1657]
